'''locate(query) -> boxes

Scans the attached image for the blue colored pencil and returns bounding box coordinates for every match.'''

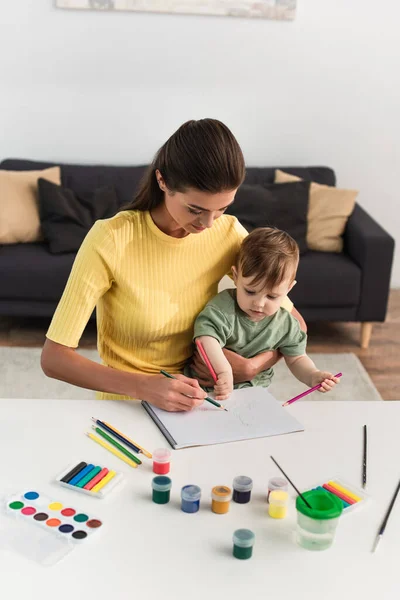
[91,418,141,454]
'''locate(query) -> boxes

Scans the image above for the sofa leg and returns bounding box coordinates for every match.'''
[360,322,373,349]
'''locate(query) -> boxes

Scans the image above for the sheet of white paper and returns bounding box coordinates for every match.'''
[142,387,304,448]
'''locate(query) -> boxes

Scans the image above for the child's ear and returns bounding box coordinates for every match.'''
[231,266,238,283]
[288,279,297,293]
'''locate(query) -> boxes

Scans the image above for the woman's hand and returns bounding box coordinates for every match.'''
[310,371,341,393]
[191,348,281,385]
[136,373,206,412]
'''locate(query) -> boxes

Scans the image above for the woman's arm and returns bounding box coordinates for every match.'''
[41,339,206,411]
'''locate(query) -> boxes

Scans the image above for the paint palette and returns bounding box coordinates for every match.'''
[6,491,103,543]
[308,477,369,514]
[56,460,124,498]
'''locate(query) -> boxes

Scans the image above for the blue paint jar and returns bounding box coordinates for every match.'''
[232,476,253,504]
[181,485,201,513]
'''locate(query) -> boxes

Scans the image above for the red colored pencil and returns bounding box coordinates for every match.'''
[282,373,342,407]
[195,339,218,384]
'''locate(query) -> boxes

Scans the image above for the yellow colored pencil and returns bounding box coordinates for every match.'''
[103,420,153,459]
[86,432,138,468]
[327,481,362,503]
[92,470,116,493]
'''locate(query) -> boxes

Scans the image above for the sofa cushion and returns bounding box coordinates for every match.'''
[0,159,147,207]
[226,180,310,254]
[0,166,61,244]
[290,251,361,308]
[0,243,75,301]
[38,179,119,253]
[275,169,358,253]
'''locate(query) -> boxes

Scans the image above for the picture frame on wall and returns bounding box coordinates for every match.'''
[55,1,297,21]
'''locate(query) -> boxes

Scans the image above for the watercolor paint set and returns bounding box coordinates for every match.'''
[2,490,104,566]
[308,477,369,514]
[56,460,124,498]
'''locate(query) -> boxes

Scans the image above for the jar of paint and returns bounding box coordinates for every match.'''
[181,485,201,513]
[296,489,343,551]
[211,486,232,514]
[152,448,171,474]
[268,490,289,519]
[232,475,253,504]
[152,476,172,504]
[267,476,288,502]
[232,529,255,560]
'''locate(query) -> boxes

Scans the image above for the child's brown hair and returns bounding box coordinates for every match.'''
[235,227,299,289]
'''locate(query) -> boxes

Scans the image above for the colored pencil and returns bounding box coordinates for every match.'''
[195,339,218,384]
[372,477,400,552]
[92,425,142,465]
[160,370,228,411]
[100,420,152,459]
[270,456,312,509]
[86,432,138,469]
[91,418,141,454]
[363,424,367,489]
[61,461,87,483]
[84,467,109,491]
[282,373,343,407]
[92,470,116,493]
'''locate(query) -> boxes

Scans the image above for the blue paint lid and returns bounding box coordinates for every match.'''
[181,485,201,502]
[233,476,253,492]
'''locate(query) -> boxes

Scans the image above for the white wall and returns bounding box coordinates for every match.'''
[1,0,399,285]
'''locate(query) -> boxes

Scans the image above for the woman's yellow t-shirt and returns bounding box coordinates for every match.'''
[46,210,293,398]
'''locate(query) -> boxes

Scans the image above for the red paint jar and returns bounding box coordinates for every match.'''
[152,448,171,474]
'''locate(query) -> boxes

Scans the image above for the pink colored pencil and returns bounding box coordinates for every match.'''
[282,373,342,407]
[84,467,109,490]
[195,339,218,384]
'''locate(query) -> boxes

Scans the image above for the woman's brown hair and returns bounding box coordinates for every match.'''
[126,119,246,211]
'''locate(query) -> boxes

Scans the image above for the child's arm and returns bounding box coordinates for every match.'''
[195,335,233,400]
[284,354,340,392]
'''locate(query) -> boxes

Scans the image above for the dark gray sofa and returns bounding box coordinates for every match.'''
[0,158,395,348]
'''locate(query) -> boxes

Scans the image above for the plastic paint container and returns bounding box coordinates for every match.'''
[233,529,255,560]
[152,448,171,475]
[152,476,172,504]
[268,490,289,519]
[232,476,253,504]
[296,489,343,551]
[267,477,288,502]
[181,485,201,513]
[211,486,232,514]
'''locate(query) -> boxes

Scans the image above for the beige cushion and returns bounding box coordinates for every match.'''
[0,167,61,243]
[274,169,358,252]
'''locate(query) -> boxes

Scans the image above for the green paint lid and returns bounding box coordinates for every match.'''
[152,476,172,492]
[296,489,343,520]
[233,529,255,548]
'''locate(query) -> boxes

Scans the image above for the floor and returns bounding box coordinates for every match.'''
[0,290,399,400]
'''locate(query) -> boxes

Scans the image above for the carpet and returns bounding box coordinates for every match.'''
[0,348,382,401]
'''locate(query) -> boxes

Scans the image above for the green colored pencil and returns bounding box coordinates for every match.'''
[92,426,142,465]
[160,370,228,411]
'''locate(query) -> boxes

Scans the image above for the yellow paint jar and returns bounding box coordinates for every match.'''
[268,490,289,519]
[211,486,232,514]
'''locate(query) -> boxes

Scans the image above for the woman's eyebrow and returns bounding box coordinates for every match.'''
[187,200,235,212]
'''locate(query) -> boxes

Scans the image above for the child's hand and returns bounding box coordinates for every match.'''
[311,371,341,393]
[214,371,233,400]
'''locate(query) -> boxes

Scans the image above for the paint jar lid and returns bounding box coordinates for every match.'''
[233,529,255,548]
[268,477,288,491]
[152,476,172,492]
[153,448,172,464]
[296,489,343,520]
[269,490,289,506]
[212,486,232,502]
[181,485,201,502]
[233,475,253,492]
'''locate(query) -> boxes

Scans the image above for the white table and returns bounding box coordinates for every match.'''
[0,399,399,599]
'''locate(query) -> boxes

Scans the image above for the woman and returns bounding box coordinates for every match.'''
[41,119,305,411]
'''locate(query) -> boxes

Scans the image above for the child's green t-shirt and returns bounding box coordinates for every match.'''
[190,289,307,388]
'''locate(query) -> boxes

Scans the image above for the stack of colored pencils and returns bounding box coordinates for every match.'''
[86,418,152,469]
